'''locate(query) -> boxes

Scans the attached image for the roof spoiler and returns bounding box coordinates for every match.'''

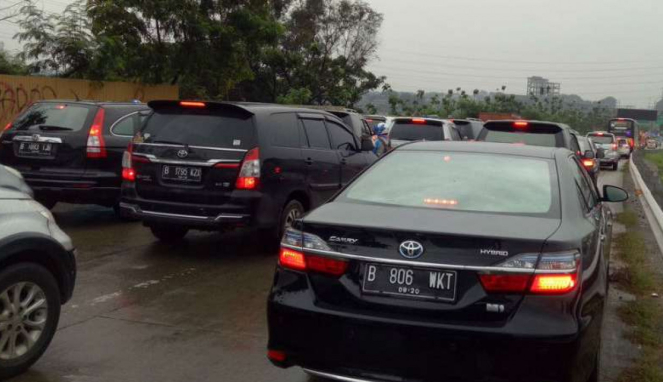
[147,100,254,117]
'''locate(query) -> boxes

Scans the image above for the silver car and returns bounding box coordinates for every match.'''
[587,132,619,171]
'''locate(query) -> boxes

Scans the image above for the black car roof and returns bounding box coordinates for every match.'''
[399,141,563,159]
[148,100,341,118]
[37,99,146,106]
[484,119,571,130]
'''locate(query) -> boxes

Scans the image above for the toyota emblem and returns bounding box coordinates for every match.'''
[177,149,189,158]
[399,240,424,259]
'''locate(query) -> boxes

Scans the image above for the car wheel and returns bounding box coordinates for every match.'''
[0,263,61,380]
[279,200,305,240]
[149,224,189,244]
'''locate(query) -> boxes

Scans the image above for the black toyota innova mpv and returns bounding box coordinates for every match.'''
[120,101,377,244]
[0,100,149,212]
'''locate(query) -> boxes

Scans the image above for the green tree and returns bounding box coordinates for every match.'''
[0,49,28,75]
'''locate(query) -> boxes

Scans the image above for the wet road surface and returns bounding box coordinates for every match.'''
[12,162,627,382]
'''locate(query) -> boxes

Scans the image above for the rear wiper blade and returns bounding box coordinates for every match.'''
[38,125,73,131]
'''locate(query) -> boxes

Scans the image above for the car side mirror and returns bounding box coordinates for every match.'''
[596,148,605,159]
[584,150,595,159]
[602,185,628,203]
[360,136,374,152]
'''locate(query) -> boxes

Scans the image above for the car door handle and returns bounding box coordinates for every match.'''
[305,158,314,165]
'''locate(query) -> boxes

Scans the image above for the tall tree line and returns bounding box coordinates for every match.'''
[11,0,385,107]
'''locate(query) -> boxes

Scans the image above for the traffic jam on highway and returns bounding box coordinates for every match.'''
[0,100,635,382]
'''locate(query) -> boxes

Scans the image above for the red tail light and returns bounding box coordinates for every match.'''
[236,147,260,190]
[3,123,11,131]
[121,142,149,182]
[278,247,348,277]
[267,350,287,363]
[214,163,240,169]
[479,274,531,293]
[122,168,136,181]
[612,144,617,150]
[582,159,594,168]
[628,139,634,148]
[87,108,107,158]
[530,274,577,294]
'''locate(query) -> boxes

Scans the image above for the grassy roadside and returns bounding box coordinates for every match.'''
[613,210,663,382]
[644,151,663,183]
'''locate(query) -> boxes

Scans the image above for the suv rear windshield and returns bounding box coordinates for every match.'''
[587,135,614,144]
[12,103,93,132]
[140,108,256,149]
[339,151,557,216]
[577,138,592,152]
[480,123,562,147]
[390,120,444,141]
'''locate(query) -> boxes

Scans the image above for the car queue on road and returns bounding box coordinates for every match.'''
[0,100,629,382]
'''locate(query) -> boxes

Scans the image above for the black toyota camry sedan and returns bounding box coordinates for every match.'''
[267,141,627,382]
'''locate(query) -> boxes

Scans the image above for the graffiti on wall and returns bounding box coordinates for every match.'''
[0,75,179,127]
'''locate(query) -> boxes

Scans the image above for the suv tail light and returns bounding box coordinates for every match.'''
[236,147,260,190]
[479,251,579,295]
[279,228,349,277]
[0,122,12,138]
[87,108,107,158]
[612,143,617,150]
[121,142,150,182]
[582,159,595,168]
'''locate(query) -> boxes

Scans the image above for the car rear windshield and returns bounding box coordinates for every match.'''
[588,135,614,144]
[480,123,562,147]
[339,151,558,216]
[390,120,444,141]
[12,103,92,132]
[577,138,591,152]
[140,108,256,149]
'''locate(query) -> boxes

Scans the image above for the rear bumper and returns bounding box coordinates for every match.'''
[119,201,252,227]
[268,301,585,382]
[22,171,121,205]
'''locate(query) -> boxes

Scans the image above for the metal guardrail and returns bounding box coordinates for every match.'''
[629,157,663,254]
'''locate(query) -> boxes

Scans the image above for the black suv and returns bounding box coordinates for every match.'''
[477,120,589,157]
[120,101,377,243]
[0,100,149,212]
[324,109,373,139]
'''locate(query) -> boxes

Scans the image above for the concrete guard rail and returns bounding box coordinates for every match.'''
[629,157,663,254]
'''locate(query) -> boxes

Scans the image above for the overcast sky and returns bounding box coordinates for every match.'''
[2,0,663,107]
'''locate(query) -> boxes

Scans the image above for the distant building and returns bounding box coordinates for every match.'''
[527,76,561,97]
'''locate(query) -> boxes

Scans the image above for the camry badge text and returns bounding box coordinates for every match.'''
[329,236,358,244]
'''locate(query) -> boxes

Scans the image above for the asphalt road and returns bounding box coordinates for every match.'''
[11,162,627,382]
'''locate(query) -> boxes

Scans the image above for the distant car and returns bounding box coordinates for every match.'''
[646,138,658,150]
[387,117,462,148]
[452,118,484,140]
[577,136,601,181]
[587,132,620,171]
[268,141,627,382]
[0,185,76,379]
[120,101,377,244]
[0,100,149,212]
[617,138,631,157]
[477,120,584,157]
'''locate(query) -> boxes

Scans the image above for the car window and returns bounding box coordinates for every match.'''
[390,121,445,141]
[326,120,356,151]
[587,135,614,144]
[301,119,331,149]
[361,120,372,137]
[569,156,598,211]
[12,103,93,132]
[449,126,461,140]
[271,113,300,148]
[140,108,256,149]
[111,113,139,136]
[340,151,558,217]
[569,134,581,154]
[577,138,590,152]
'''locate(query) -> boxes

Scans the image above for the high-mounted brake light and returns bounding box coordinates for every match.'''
[411,118,426,124]
[513,121,528,128]
[617,118,625,121]
[180,101,206,108]
[236,147,260,190]
[87,108,107,158]
[596,132,604,136]
[55,105,66,110]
